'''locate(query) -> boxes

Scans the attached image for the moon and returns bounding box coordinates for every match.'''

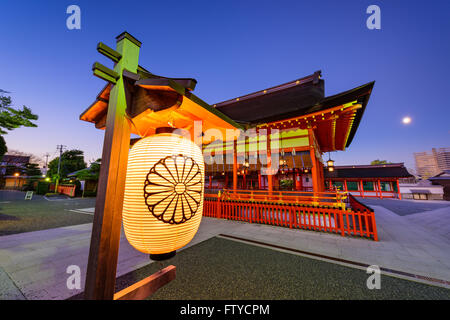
[402,117,411,125]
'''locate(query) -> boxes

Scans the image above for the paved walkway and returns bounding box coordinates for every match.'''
[0,203,449,299]
[404,206,450,241]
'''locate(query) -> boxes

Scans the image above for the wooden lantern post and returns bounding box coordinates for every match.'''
[84,32,142,300]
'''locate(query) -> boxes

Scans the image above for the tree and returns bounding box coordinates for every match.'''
[0,91,38,160]
[48,149,87,179]
[0,91,38,135]
[0,135,7,159]
[75,159,101,181]
[370,160,392,165]
[25,163,42,176]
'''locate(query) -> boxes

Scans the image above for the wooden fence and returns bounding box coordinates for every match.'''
[204,193,378,241]
[206,189,347,208]
[57,185,76,197]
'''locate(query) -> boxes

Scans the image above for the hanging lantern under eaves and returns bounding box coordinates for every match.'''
[122,133,205,260]
[327,152,335,172]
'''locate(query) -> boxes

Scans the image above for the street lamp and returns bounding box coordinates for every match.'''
[13,172,19,189]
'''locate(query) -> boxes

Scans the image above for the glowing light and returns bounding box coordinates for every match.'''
[122,133,204,257]
[14,173,19,177]
[402,116,411,125]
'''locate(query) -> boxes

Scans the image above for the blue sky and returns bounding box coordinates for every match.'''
[1,0,449,170]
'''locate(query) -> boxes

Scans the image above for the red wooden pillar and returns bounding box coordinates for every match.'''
[310,149,321,194]
[373,179,378,198]
[233,139,237,191]
[344,179,348,192]
[267,128,273,192]
[209,176,212,189]
[295,172,303,191]
[378,179,383,199]
[360,180,365,198]
[308,128,323,194]
[258,173,262,190]
[396,179,402,200]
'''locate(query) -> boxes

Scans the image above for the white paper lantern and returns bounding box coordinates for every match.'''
[123,133,204,259]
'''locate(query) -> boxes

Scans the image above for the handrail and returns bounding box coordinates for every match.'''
[348,194,374,212]
[203,196,378,241]
[205,188,348,209]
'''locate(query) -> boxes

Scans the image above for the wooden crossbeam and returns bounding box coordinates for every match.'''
[97,42,122,63]
[92,62,120,84]
[113,265,176,300]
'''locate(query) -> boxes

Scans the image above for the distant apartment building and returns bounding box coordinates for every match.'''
[414,148,450,179]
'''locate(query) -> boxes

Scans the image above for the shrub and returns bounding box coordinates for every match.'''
[36,181,50,195]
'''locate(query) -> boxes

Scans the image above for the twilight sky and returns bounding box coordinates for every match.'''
[1,0,449,170]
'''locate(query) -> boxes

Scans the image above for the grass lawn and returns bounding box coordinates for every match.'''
[0,190,95,236]
[96,237,450,300]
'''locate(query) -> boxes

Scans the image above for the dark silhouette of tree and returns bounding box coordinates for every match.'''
[25,163,42,176]
[0,136,7,159]
[48,149,87,179]
[370,160,392,165]
[0,90,38,160]
[0,91,38,134]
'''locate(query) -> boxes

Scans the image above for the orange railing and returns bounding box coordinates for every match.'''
[205,189,348,209]
[57,185,76,197]
[203,193,378,241]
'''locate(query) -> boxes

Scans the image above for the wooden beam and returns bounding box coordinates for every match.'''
[92,62,120,84]
[267,128,273,192]
[396,179,402,200]
[233,139,238,190]
[97,42,122,63]
[378,179,383,199]
[113,266,176,300]
[308,128,319,194]
[95,112,107,130]
[84,33,141,300]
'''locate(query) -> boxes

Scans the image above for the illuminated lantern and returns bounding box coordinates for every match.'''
[122,133,204,260]
[327,152,335,172]
[327,159,335,167]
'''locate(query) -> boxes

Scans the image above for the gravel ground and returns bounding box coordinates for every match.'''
[359,198,450,216]
[0,190,95,236]
[106,237,450,300]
